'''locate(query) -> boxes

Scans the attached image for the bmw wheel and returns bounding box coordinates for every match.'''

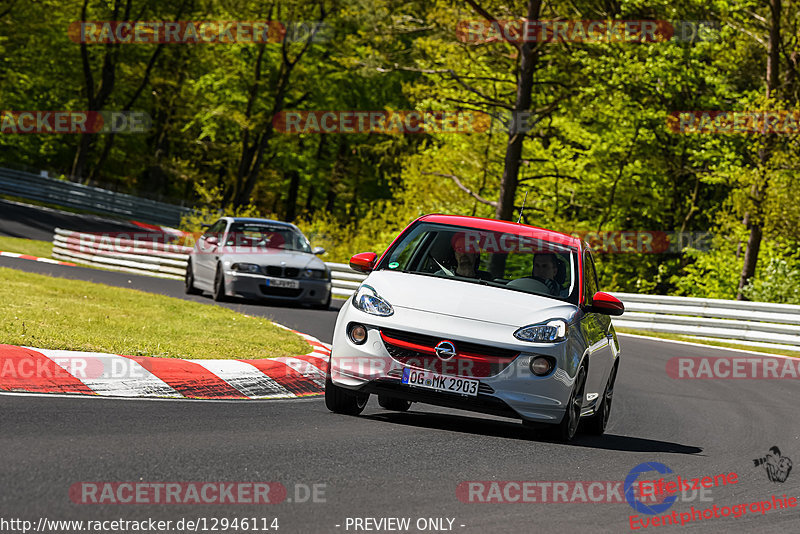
[325,375,369,415]
[556,365,587,442]
[184,261,201,295]
[212,264,227,302]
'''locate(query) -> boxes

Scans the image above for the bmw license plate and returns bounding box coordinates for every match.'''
[401,368,479,396]
[265,278,299,289]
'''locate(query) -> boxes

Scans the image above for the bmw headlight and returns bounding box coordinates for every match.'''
[232,263,261,274]
[351,284,393,316]
[514,320,567,343]
[302,268,328,279]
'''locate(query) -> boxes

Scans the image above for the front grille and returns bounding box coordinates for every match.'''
[264,266,301,279]
[381,328,518,359]
[380,329,519,378]
[261,286,303,298]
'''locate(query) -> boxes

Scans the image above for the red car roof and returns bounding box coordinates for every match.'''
[419,214,582,249]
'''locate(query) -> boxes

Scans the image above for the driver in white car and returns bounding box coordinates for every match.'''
[435,234,492,280]
[532,253,568,297]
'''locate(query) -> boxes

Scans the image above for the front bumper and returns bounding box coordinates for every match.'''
[224,271,331,305]
[329,301,581,424]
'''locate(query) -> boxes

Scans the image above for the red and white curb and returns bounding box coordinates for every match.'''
[0,250,76,266]
[0,326,330,400]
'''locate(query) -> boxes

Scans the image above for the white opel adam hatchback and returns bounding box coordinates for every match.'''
[326,214,624,441]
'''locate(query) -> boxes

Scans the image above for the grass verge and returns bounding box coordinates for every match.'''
[0,236,54,259]
[0,267,311,359]
[616,327,799,358]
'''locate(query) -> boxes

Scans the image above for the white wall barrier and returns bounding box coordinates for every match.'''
[51,229,800,351]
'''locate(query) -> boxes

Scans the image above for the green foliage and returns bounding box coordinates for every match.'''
[2,0,800,302]
[671,246,743,299]
[741,250,800,305]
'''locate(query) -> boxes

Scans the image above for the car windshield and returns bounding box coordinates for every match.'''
[379,222,578,301]
[225,223,311,253]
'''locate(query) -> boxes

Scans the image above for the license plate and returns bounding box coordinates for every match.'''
[266,278,299,289]
[401,368,479,397]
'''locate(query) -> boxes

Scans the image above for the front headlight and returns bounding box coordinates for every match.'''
[232,262,261,274]
[302,268,328,279]
[351,284,394,316]
[514,319,567,343]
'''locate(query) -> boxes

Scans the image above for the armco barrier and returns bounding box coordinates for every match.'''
[0,167,190,226]
[52,228,191,280]
[610,293,800,351]
[49,229,800,351]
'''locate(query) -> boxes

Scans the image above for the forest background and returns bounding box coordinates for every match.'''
[1,0,799,302]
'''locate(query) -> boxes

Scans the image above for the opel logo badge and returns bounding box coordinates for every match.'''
[434,341,457,361]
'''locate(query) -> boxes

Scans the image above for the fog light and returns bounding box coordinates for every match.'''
[348,323,367,345]
[530,357,553,376]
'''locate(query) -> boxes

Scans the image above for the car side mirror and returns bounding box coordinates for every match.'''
[349,252,377,273]
[312,246,326,255]
[586,291,624,316]
[205,236,218,246]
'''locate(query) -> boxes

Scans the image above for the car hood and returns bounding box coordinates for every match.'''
[363,270,577,327]
[219,250,326,270]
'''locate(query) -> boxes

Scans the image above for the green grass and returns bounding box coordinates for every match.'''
[0,236,54,259]
[616,327,800,358]
[0,267,311,359]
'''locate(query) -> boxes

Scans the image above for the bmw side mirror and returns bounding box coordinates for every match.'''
[349,252,378,273]
[586,291,624,316]
[312,246,326,255]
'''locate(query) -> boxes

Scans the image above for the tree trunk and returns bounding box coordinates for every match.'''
[736,0,781,300]
[284,170,300,221]
[494,0,541,221]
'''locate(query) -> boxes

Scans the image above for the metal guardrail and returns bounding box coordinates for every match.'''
[50,230,800,351]
[52,228,191,280]
[0,167,191,226]
[610,293,800,350]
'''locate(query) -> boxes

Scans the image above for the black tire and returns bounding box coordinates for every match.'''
[184,261,201,295]
[585,361,618,435]
[555,365,587,442]
[378,395,411,412]
[212,265,227,302]
[325,375,368,415]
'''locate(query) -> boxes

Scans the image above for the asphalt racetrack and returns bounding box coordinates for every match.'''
[1,257,798,533]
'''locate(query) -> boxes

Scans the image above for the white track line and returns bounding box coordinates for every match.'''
[617,332,800,360]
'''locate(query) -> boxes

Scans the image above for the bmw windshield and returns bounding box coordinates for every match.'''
[224,223,312,253]
[378,222,578,302]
